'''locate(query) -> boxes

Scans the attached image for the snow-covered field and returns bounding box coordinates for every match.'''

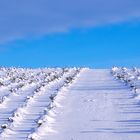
[1,67,140,140]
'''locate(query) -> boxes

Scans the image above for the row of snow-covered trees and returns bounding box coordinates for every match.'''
[111,66,140,96]
[0,67,82,140]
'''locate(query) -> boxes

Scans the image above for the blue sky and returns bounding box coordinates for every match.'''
[0,0,140,68]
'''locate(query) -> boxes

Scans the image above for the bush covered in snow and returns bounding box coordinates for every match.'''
[111,66,140,97]
[0,67,82,139]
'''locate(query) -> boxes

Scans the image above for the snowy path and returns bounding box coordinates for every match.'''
[41,69,140,140]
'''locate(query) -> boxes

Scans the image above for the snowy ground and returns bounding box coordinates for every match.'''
[1,68,140,140]
[41,69,140,140]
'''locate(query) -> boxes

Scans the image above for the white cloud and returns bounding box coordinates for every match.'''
[0,0,140,42]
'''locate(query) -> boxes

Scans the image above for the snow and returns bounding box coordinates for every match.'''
[0,67,140,140]
[37,69,140,140]
[0,67,81,139]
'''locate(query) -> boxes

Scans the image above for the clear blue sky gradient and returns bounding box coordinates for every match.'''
[0,21,140,68]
